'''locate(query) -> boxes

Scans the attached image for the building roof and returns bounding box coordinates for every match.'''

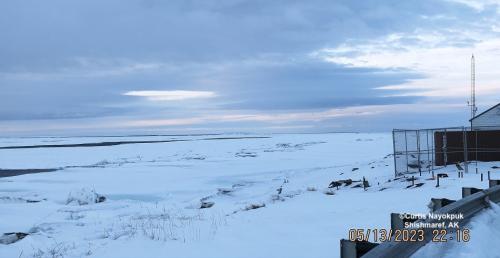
[469,103,500,122]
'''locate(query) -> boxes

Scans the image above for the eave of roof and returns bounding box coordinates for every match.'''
[469,103,500,122]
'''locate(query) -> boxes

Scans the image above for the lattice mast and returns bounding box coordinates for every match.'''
[469,54,477,126]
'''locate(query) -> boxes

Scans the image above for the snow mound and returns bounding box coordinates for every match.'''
[66,188,106,205]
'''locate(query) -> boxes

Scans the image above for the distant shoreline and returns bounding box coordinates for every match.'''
[0,136,270,150]
[0,168,59,178]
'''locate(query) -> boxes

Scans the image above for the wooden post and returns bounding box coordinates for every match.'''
[340,239,379,258]
[462,187,483,198]
[391,213,418,231]
[481,173,483,182]
[436,176,440,187]
[431,198,456,211]
[489,180,500,188]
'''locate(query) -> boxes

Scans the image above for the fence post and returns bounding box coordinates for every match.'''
[404,131,409,174]
[475,127,479,169]
[431,129,435,173]
[417,130,421,176]
[463,127,469,174]
[392,130,398,178]
[426,130,431,173]
[443,128,448,166]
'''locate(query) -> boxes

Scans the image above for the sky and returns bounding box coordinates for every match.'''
[2,0,500,136]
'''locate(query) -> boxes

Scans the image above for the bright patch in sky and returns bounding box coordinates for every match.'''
[123,90,216,101]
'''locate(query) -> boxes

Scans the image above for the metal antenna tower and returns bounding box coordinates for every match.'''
[469,54,477,124]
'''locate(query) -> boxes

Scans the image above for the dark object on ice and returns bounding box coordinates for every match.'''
[0,232,28,245]
[492,166,500,169]
[352,168,359,172]
[371,166,375,169]
[0,196,46,203]
[26,199,43,203]
[96,195,106,203]
[200,201,215,209]
[271,194,285,202]
[217,188,233,195]
[455,162,464,171]
[407,163,421,169]
[235,151,258,158]
[329,181,342,190]
[405,177,419,182]
[379,187,387,191]
[437,173,448,178]
[323,189,335,195]
[362,177,370,190]
[406,180,423,188]
[328,179,353,189]
[407,176,416,187]
[276,186,283,195]
[343,179,353,186]
[245,203,265,210]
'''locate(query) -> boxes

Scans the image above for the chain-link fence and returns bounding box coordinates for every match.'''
[393,126,500,177]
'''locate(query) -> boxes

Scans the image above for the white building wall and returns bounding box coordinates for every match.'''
[472,104,500,128]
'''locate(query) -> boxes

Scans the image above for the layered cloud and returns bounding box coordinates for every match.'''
[1,0,500,135]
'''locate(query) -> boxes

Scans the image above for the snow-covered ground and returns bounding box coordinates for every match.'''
[0,133,499,258]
